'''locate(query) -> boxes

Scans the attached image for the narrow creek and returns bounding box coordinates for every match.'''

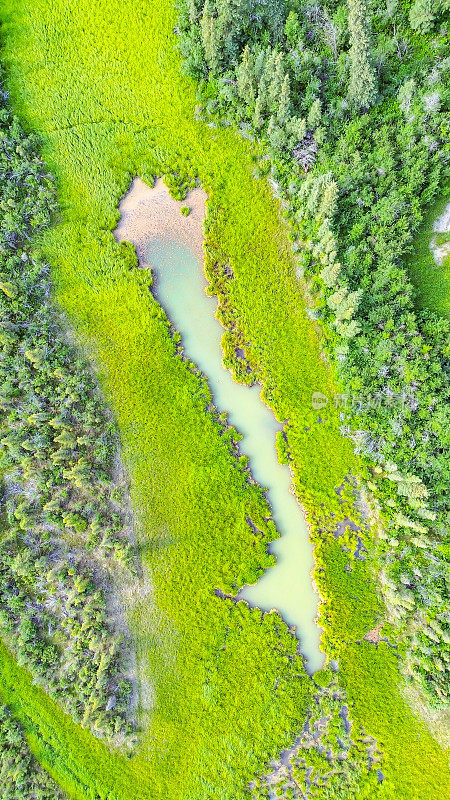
[115,178,324,674]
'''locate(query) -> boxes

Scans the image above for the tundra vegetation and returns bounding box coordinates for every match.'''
[250,671,384,799]
[0,1,448,799]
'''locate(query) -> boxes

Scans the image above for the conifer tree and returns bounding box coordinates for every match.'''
[201,0,220,74]
[253,93,264,129]
[318,179,338,220]
[284,10,301,47]
[408,0,435,33]
[188,0,198,24]
[267,52,284,113]
[307,98,322,129]
[253,47,267,83]
[256,49,271,112]
[346,0,377,108]
[287,116,306,143]
[277,74,290,124]
[237,45,255,103]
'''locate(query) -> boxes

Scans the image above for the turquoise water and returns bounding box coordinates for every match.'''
[148,238,324,673]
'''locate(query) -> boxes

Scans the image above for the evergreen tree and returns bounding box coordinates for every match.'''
[255,49,271,112]
[188,0,198,24]
[201,0,220,74]
[266,52,284,113]
[236,45,255,103]
[346,0,377,108]
[284,10,301,47]
[265,0,287,43]
[276,74,290,124]
[253,93,264,129]
[253,47,267,83]
[287,115,306,143]
[307,98,322,129]
[318,179,338,220]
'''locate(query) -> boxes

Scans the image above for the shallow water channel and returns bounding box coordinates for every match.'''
[148,237,324,673]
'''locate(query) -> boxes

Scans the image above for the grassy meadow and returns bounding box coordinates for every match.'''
[0,1,448,798]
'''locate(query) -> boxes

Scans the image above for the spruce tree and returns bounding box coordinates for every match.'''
[266,52,284,113]
[277,74,290,124]
[237,45,255,103]
[307,98,322,129]
[201,0,220,74]
[253,93,264,129]
[253,47,267,83]
[408,0,435,33]
[346,0,377,108]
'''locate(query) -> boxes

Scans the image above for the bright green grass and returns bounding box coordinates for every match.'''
[0,1,448,798]
[405,186,450,319]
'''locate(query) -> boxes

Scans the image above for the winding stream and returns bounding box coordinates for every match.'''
[115,179,324,673]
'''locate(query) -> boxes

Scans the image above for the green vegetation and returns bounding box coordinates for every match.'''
[0,1,448,799]
[0,703,65,799]
[251,675,383,799]
[177,0,450,705]
[405,188,450,319]
[0,78,136,747]
[346,0,377,109]
[0,4,320,797]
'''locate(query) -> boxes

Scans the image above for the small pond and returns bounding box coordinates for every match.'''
[148,237,324,673]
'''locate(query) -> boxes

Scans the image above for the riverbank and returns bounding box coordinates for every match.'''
[113,177,207,263]
[431,201,450,266]
[115,176,324,671]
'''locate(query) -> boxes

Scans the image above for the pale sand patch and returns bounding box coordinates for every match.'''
[363,622,384,644]
[430,200,450,266]
[114,177,207,265]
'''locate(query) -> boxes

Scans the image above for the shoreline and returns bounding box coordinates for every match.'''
[114,176,326,674]
[113,176,207,265]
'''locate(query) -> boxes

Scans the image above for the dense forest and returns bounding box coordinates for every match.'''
[0,78,137,748]
[176,0,450,706]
